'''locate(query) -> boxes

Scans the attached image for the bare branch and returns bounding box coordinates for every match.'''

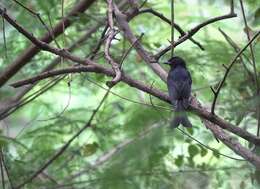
[137,8,205,51]
[14,89,111,189]
[211,30,260,114]
[10,66,105,87]
[203,119,260,168]
[0,0,97,87]
[114,4,168,81]
[239,0,260,136]
[0,150,5,189]
[1,8,8,58]
[1,149,14,189]
[105,0,122,87]
[218,28,255,93]
[10,64,260,147]
[4,2,260,168]
[11,0,60,48]
[155,7,237,60]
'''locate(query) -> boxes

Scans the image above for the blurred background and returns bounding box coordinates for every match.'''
[0,0,260,188]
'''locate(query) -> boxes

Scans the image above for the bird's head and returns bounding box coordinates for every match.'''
[164,56,186,68]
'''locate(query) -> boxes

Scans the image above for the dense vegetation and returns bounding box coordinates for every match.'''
[0,0,260,188]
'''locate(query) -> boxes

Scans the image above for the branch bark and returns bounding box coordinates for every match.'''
[0,0,96,87]
[3,2,260,168]
[155,7,237,60]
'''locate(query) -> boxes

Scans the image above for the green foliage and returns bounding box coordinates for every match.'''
[0,0,259,188]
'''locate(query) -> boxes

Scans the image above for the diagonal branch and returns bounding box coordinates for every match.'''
[239,0,260,137]
[113,4,168,82]
[210,30,260,114]
[202,119,260,168]
[155,1,237,60]
[4,3,260,168]
[14,89,111,189]
[0,23,104,120]
[137,8,205,51]
[11,0,60,48]
[0,0,97,87]
[10,65,260,146]
[9,64,260,167]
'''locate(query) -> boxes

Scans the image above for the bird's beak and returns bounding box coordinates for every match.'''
[163,61,171,65]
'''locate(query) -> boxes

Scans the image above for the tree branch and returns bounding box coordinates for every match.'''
[0,0,97,87]
[104,0,122,87]
[14,89,111,189]
[155,3,237,60]
[114,4,168,82]
[137,8,205,50]
[10,65,260,147]
[211,30,260,114]
[239,0,260,136]
[4,3,260,168]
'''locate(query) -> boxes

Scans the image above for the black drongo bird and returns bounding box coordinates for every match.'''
[164,56,192,128]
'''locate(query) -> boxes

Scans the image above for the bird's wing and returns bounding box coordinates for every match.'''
[188,71,192,85]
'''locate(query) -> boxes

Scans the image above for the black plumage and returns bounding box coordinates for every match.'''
[165,56,192,128]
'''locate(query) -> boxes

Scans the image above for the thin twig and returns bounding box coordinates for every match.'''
[1,76,64,120]
[89,24,109,59]
[0,149,5,189]
[137,8,204,51]
[11,0,59,47]
[61,0,65,47]
[1,149,14,189]
[239,0,260,136]
[14,89,111,189]
[171,0,174,57]
[211,30,260,114]
[47,13,61,48]
[1,8,8,59]
[177,128,244,161]
[155,2,236,60]
[37,80,72,121]
[119,33,144,68]
[219,28,253,66]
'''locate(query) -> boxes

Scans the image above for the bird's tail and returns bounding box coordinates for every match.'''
[170,100,192,128]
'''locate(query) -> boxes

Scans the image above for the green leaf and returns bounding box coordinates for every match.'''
[200,147,208,157]
[188,144,199,158]
[213,151,220,159]
[81,142,99,157]
[0,136,8,148]
[186,127,194,135]
[175,155,184,167]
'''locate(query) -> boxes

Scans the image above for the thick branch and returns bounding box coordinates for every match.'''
[5,3,260,167]
[0,7,93,66]
[114,5,168,82]
[202,119,260,168]
[0,22,104,119]
[10,65,260,146]
[0,0,96,87]
[104,0,122,86]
